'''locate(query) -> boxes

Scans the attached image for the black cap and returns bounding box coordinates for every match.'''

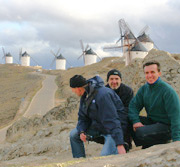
[70,75,87,88]
[107,69,122,82]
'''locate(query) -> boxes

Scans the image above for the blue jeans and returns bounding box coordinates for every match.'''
[70,128,118,158]
[131,116,171,148]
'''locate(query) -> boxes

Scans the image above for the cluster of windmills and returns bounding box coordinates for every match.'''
[1,18,156,70]
[103,19,156,66]
[1,40,101,70]
[2,48,32,66]
[50,40,101,70]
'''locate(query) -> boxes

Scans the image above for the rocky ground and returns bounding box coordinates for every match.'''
[0,49,180,166]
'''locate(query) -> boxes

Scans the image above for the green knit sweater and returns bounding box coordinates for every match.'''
[129,78,180,141]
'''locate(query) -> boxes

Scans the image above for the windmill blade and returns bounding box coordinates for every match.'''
[80,40,84,51]
[96,54,101,60]
[78,54,84,60]
[119,19,130,35]
[83,55,85,64]
[138,25,149,36]
[121,36,124,49]
[85,44,89,51]
[19,48,22,61]
[116,20,123,44]
[30,56,40,66]
[50,57,56,67]
[50,50,57,58]
[116,36,123,44]
[103,44,123,51]
[13,57,20,64]
[66,59,72,66]
[119,19,136,39]
[154,42,159,50]
[2,47,6,59]
[56,48,61,56]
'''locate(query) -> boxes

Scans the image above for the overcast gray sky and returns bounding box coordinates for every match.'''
[0,0,180,69]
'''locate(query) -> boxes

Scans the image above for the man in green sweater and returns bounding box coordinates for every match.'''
[128,61,180,149]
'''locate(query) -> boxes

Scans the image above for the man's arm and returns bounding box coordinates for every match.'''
[163,88,180,141]
[97,92,125,147]
[77,99,91,134]
[128,87,144,124]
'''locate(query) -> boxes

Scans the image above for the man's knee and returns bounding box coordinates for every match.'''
[70,128,79,140]
[135,127,147,139]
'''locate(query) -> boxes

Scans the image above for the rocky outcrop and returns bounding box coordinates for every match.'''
[0,96,79,161]
[6,96,78,142]
[121,49,180,97]
[0,120,75,161]
[68,142,180,167]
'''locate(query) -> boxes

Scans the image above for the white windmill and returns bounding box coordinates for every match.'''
[137,25,154,51]
[2,47,13,64]
[50,48,66,70]
[103,19,148,66]
[19,49,30,66]
[78,40,101,66]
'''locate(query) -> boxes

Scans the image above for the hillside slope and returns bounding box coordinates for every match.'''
[0,64,43,128]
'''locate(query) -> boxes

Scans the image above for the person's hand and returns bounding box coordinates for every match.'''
[80,133,87,142]
[117,145,126,154]
[133,122,144,131]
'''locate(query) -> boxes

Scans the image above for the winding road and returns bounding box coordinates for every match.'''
[24,74,58,117]
[0,73,58,143]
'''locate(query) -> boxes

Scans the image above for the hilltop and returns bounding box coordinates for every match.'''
[0,49,180,166]
[0,64,43,128]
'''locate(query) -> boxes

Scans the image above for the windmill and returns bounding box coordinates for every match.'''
[50,48,66,70]
[2,47,13,64]
[137,25,155,51]
[19,48,40,67]
[78,40,101,66]
[19,48,30,66]
[103,19,148,66]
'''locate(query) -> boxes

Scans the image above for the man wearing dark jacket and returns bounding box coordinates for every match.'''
[106,69,134,113]
[106,69,134,148]
[69,75,128,158]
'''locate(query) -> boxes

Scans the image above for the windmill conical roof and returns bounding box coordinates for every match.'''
[137,33,153,43]
[57,54,65,59]
[6,52,12,57]
[22,51,30,57]
[130,41,148,52]
[85,48,97,55]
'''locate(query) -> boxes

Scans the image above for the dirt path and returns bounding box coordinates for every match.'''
[24,74,57,117]
[0,73,58,143]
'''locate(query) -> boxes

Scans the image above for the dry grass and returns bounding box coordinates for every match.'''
[0,64,43,127]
